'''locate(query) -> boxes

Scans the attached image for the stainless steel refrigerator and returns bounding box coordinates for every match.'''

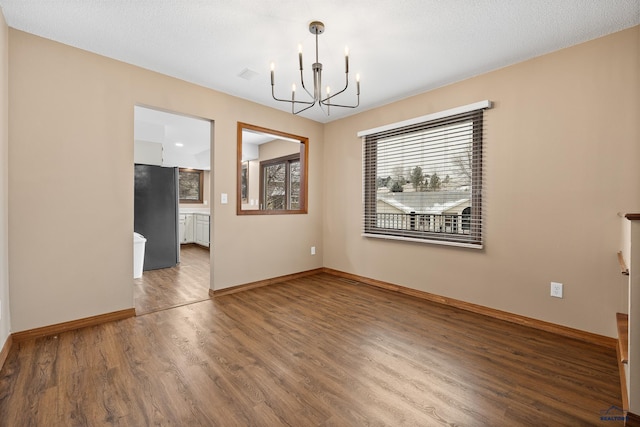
[134,164,180,270]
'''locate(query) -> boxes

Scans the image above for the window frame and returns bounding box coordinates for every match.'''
[259,153,301,211]
[236,122,308,216]
[178,168,204,204]
[359,101,491,249]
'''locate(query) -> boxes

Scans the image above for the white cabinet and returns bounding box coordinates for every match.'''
[180,212,209,247]
[179,215,185,242]
[179,214,194,244]
[622,214,640,415]
[194,214,210,247]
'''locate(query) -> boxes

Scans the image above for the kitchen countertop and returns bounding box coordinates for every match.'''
[180,208,210,215]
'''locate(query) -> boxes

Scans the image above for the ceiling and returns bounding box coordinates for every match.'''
[134,106,211,170]
[0,1,638,124]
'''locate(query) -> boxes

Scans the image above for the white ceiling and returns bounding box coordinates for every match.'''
[0,1,638,124]
[134,106,211,170]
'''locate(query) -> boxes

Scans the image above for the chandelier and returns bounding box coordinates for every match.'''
[270,21,360,115]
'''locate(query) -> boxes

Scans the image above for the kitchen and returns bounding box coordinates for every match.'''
[133,106,212,314]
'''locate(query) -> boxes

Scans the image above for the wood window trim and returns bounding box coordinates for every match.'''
[179,168,204,204]
[236,122,308,215]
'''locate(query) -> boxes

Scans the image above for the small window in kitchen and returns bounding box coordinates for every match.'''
[179,169,204,203]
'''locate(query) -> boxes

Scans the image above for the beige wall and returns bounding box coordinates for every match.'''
[6,24,638,338]
[8,30,324,332]
[259,139,300,160]
[323,26,640,338]
[0,8,10,346]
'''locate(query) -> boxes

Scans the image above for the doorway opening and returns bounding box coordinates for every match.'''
[133,105,213,315]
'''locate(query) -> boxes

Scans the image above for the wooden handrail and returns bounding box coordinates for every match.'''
[618,251,630,276]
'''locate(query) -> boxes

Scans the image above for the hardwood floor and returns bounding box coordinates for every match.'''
[134,244,211,315]
[0,273,623,426]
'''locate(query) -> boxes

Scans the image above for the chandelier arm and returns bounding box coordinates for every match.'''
[271,84,313,104]
[320,87,360,109]
[321,74,350,105]
[320,71,360,108]
[299,70,316,100]
[316,100,329,115]
[271,93,314,106]
[300,67,316,101]
[320,99,360,109]
[293,100,318,115]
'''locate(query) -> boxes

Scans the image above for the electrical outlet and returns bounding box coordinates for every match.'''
[311,246,316,255]
[550,282,563,298]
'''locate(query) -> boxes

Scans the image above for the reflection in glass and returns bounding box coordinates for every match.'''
[237,123,308,215]
[261,154,300,210]
[241,162,248,203]
[264,162,285,209]
[179,169,203,203]
[290,161,300,209]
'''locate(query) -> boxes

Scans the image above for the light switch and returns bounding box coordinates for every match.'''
[221,193,228,204]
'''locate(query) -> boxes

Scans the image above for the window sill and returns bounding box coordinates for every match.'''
[362,232,483,249]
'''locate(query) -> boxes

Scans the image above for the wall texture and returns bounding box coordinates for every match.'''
[7,24,638,338]
[0,8,11,347]
[8,30,324,332]
[322,26,640,338]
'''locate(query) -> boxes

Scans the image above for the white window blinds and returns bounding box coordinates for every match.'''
[359,101,491,248]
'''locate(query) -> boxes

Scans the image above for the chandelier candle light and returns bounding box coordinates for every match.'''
[271,20,360,115]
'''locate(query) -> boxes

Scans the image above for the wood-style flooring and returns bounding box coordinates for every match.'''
[0,273,623,426]
[134,244,211,315]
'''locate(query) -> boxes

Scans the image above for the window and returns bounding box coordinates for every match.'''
[237,122,308,215]
[260,154,301,210]
[360,101,491,248]
[179,169,204,203]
